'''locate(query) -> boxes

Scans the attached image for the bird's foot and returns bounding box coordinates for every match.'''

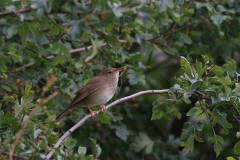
[87,105,98,120]
[98,105,107,113]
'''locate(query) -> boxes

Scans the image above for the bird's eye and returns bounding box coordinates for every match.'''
[108,71,112,74]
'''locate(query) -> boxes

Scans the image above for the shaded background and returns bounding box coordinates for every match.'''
[0,0,240,159]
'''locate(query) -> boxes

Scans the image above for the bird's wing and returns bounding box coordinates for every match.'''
[55,76,100,121]
[69,76,100,106]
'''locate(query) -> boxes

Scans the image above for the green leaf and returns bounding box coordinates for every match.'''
[196,60,208,78]
[151,109,163,120]
[220,76,231,85]
[227,157,236,160]
[44,115,56,123]
[168,10,181,23]
[194,134,204,142]
[51,43,71,62]
[106,52,116,66]
[111,125,129,141]
[211,14,231,27]
[183,92,191,104]
[116,128,129,141]
[223,60,236,71]
[85,38,104,62]
[232,85,240,97]
[8,51,23,63]
[14,99,24,117]
[159,0,174,12]
[18,22,39,47]
[34,129,42,139]
[0,61,7,72]
[180,57,192,77]
[78,146,87,157]
[151,96,170,120]
[49,25,60,36]
[127,69,145,85]
[181,121,204,142]
[96,113,111,125]
[129,52,143,61]
[202,55,210,64]
[0,112,18,127]
[179,33,192,46]
[130,133,154,154]
[234,140,240,155]
[108,35,121,49]
[168,84,182,96]
[3,96,15,103]
[187,107,200,116]
[208,135,224,157]
[89,138,102,158]
[172,107,182,119]
[182,135,194,154]
[25,82,35,97]
[210,66,224,75]
[63,137,77,153]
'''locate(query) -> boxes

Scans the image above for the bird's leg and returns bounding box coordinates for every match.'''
[87,105,98,119]
[98,105,107,113]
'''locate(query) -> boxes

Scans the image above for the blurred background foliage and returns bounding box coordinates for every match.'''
[0,0,240,159]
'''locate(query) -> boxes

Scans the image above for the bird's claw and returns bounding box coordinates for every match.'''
[98,106,107,113]
[90,110,98,120]
[87,105,98,120]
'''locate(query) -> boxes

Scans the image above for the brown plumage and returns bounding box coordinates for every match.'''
[55,67,122,121]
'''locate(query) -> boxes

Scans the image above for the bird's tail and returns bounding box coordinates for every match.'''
[55,103,82,121]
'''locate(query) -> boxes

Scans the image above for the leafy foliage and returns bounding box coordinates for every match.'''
[0,0,240,159]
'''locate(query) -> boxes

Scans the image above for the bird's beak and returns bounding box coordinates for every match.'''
[116,67,123,71]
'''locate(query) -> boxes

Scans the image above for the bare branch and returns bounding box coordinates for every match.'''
[46,89,169,159]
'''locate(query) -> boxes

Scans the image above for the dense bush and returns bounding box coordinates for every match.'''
[0,0,240,160]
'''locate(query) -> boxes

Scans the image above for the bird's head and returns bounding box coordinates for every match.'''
[99,67,123,80]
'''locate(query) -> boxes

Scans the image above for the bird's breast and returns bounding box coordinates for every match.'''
[84,84,117,107]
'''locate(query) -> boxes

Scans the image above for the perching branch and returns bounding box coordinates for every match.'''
[9,91,59,160]
[46,89,169,159]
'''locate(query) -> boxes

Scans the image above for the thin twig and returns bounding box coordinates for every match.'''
[187,0,195,8]
[0,151,31,160]
[69,40,132,54]
[46,89,169,159]
[0,9,33,17]
[25,46,81,74]
[147,40,180,60]
[0,81,13,88]
[190,92,211,101]
[199,99,211,121]
[9,91,59,160]
[48,38,91,44]
[46,16,67,33]
[233,114,240,125]
[162,0,195,41]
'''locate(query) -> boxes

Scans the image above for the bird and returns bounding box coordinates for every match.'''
[55,67,123,121]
